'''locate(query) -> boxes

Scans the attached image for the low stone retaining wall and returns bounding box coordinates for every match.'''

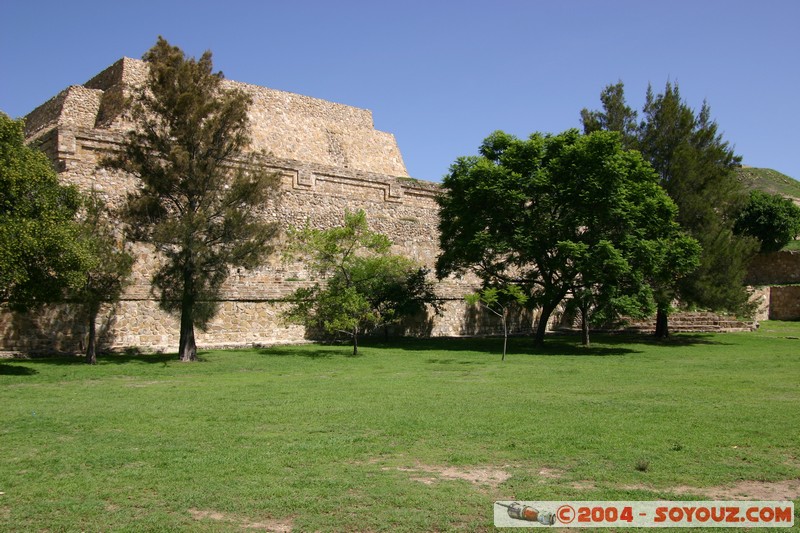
[769,285,800,320]
[746,251,800,285]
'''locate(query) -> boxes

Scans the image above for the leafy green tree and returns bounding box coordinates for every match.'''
[104,38,281,361]
[349,257,440,340]
[565,238,669,347]
[582,82,758,336]
[285,210,438,355]
[437,129,699,346]
[466,285,528,359]
[74,193,134,364]
[644,232,704,338]
[734,190,800,252]
[0,113,89,311]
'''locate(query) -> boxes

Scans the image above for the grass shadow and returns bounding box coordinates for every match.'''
[0,362,39,375]
[358,335,639,357]
[258,345,360,359]
[1,352,179,366]
[534,332,731,355]
[605,332,730,347]
[361,331,728,357]
[98,352,183,365]
[425,358,488,365]
[529,339,640,357]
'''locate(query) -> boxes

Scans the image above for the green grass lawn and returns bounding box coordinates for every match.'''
[2,323,799,531]
[782,239,800,251]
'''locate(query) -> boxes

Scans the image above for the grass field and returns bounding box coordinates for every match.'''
[2,323,799,531]
[782,240,800,251]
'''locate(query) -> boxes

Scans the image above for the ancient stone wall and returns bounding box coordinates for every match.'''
[26,58,408,177]
[745,251,800,286]
[23,86,104,141]
[10,57,792,354]
[769,286,800,320]
[744,251,800,320]
[2,58,519,354]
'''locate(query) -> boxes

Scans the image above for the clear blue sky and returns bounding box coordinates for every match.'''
[2,0,798,182]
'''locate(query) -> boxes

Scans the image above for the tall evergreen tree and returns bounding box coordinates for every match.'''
[104,38,281,361]
[580,81,638,149]
[582,82,758,336]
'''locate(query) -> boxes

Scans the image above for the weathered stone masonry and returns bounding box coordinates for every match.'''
[2,58,520,353]
[745,251,800,321]
[6,58,793,352]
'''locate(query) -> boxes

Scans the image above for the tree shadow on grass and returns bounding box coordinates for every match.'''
[425,358,488,365]
[0,351,179,367]
[530,338,640,357]
[0,362,38,375]
[257,345,362,359]
[359,331,729,358]
[355,335,637,357]
[97,352,180,365]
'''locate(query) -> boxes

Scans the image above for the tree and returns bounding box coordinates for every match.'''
[436,129,699,346]
[580,81,638,149]
[349,257,440,340]
[0,113,89,311]
[466,285,528,359]
[565,238,667,347]
[74,193,133,364]
[582,82,758,336]
[103,38,281,361]
[734,190,800,252]
[284,210,438,355]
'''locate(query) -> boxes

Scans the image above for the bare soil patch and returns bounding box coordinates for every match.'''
[383,462,511,488]
[666,479,800,500]
[536,467,566,479]
[189,508,293,532]
[540,471,800,500]
[601,479,800,500]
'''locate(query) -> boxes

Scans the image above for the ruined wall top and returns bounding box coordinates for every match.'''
[24,57,409,178]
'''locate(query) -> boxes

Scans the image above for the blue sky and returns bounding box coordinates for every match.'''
[2,0,798,182]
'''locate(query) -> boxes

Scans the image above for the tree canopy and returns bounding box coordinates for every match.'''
[734,190,800,253]
[582,82,758,335]
[437,129,699,346]
[0,113,90,311]
[73,193,134,364]
[284,210,438,355]
[104,37,281,361]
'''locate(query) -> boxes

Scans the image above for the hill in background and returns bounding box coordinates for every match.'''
[737,167,800,200]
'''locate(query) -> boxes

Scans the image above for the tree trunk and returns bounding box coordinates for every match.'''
[352,326,359,356]
[502,310,508,361]
[85,303,99,365]
[178,264,198,362]
[179,311,197,362]
[533,302,556,347]
[580,304,590,347]
[655,305,669,338]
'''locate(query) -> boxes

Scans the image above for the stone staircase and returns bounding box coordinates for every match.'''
[623,311,756,334]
